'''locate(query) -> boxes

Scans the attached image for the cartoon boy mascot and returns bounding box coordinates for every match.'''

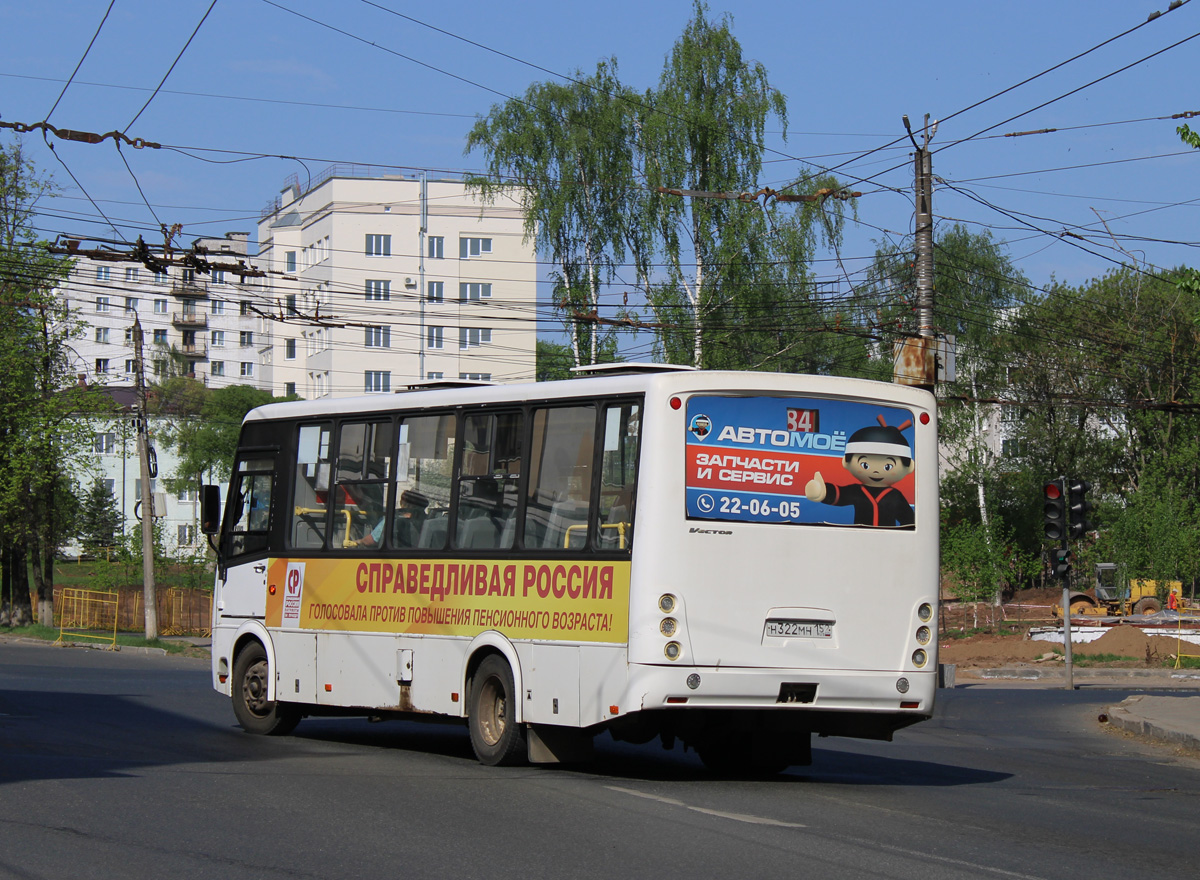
[804,416,915,528]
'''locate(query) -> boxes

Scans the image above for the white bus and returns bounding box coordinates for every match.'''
[203,367,938,772]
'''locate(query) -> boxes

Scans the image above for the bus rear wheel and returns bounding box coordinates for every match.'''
[469,655,526,766]
[232,642,300,736]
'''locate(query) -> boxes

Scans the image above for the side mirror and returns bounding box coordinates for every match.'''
[201,485,222,535]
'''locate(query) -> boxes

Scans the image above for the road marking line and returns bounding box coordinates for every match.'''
[606,786,805,828]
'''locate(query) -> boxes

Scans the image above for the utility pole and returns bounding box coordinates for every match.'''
[132,316,157,640]
[908,113,936,339]
[894,114,939,388]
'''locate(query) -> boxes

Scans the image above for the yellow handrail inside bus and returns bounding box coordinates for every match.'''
[295,506,359,548]
[565,521,627,550]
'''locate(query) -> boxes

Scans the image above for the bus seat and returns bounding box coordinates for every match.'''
[543,500,589,550]
[418,515,448,549]
[457,513,499,549]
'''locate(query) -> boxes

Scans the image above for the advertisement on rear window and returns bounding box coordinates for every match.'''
[685,396,916,529]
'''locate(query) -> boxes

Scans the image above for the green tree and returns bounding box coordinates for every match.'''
[536,338,575,382]
[467,59,638,366]
[160,383,280,493]
[77,480,122,558]
[0,139,105,624]
[640,3,851,369]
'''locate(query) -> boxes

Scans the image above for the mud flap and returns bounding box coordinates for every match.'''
[527,724,595,764]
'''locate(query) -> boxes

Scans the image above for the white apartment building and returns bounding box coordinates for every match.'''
[64,231,274,390]
[257,167,537,397]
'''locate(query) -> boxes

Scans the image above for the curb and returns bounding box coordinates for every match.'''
[1104,695,1200,751]
[965,667,1200,684]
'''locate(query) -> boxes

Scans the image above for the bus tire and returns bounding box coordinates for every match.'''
[232,642,300,736]
[468,655,526,766]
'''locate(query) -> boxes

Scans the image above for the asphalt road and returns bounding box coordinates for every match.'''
[1,639,1197,880]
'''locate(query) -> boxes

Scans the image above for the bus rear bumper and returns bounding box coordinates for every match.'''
[618,663,935,738]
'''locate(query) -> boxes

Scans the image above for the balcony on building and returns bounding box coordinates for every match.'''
[172,312,209,328]
[171,273,209,299]
[180,343,209,359]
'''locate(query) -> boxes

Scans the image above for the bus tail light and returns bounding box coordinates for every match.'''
[912,649,928,668]
[664,642,682,660]
[901,701,920,709]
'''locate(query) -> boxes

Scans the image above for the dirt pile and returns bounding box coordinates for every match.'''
[939,624,1188,669]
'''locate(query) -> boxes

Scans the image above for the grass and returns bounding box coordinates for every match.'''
[1049,649,1140,666]
[941,625,1026,640]
[0,624,198,655]
[1170,655,1200,669]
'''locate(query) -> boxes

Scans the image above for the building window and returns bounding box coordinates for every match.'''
[212,270,225,284]
[125,267,139,283]
[211,361,225,377]
[96,296,110,312]
[365,370,391,393]
[93,432,116,454]
[124,328,134,344]
[125,359,136,374]
[182,268,196,284]
[460,237,492,259]
[124,296,138,312]
[153,298,167,314]
[428,236,444,259]
[365,279,390,301]
[133,478,157,497]
[96,266,111,282]
[240,301,250,316]
[153,359,166,377]
[95,358,109,374]
[241,362,254,377]
[459,282,492,302]
[285,251,297,273]
[240,331,254,347]
[426,371,443,380]
[365,234,391,257]
[364,325,391,348]
[285,294,297,315]
[285,381,296,397]
[285,338,296,359]
[459,327,492,349]
[459,372,492,382]
[153,270,168,284]
[427,326,443,349]
[95,327,110,344]
[178,486,198,502]
[178,524,196,546]
[311,371,328,398]
[427,281,444,303]
[153,329,168,345]
[211,299,225,315]
[211,330,225,348]
[102,478,115,494]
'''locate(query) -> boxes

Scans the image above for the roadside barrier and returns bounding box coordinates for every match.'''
[55,588,119,649]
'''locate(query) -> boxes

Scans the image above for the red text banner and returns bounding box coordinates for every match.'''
[264,557,630,644]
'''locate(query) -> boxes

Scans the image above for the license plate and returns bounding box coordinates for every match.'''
[765,619,833,639]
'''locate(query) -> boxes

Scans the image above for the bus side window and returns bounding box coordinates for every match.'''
[290,423,331,549]
[228,458,275,558]
[332,421,393,550]
[525,406,596,551]
[455,411,523,551]
[394,413,456,550]
[599,402,639,551]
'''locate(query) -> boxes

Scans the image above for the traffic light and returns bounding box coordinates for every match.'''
[1051,548,1072,577]
[1067,479,1093,538]
[1043,478,1066,541]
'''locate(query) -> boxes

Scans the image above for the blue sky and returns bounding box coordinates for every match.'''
[2,0,1197,340]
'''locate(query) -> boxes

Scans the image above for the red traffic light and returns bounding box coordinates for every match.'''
[1044,482,1062,500]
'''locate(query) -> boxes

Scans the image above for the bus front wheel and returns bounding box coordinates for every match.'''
[232,642,300,736]
[468,655,526,766]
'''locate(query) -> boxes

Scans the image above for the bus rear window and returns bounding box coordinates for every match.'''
[685,396,916,530]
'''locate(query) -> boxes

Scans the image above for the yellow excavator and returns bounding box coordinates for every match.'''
[1055,563,1169,617]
